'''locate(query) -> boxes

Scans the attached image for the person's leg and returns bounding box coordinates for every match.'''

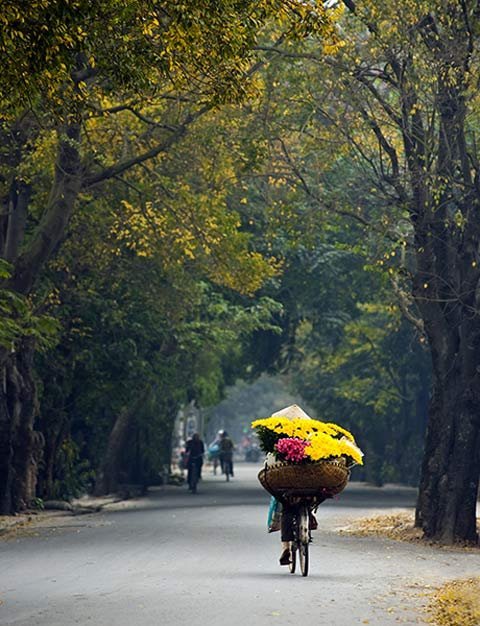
[279,504,295,565]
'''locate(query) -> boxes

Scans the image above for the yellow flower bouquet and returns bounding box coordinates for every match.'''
[251,416,363,467]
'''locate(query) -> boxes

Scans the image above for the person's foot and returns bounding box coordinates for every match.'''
[279,549,291,565]
[309,512,318,530]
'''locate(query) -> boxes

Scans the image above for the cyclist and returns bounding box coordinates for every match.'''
[208,430,223,475]
[219,430,234,478]
[278,501,320,565]
[185,432,205,492]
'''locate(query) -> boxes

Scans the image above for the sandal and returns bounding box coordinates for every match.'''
[279,549,291,565]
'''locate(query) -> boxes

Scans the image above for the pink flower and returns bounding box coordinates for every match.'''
[275,437,310,463]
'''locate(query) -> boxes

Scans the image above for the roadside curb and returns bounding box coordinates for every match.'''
[0,495,126,539]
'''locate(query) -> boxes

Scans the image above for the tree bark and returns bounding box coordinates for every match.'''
[94,388,151,496]
[0,340,42,513]
[0,363,15,514]
[416,322,480,542]
[94,406,133,496]
[11,122,82,295]
[0,120,82,513]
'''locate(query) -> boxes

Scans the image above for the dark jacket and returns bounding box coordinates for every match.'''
[186,437,205,462]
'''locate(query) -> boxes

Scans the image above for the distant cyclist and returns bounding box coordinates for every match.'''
[219,431,234,479]
[208,430,223,475]
[185,433,205,492]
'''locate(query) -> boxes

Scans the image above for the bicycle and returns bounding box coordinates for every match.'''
[221,454,233,482]
[281,491,323,577]
[188,455,203,494]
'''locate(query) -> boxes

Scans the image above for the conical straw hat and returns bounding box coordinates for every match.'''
[271,404,312,420]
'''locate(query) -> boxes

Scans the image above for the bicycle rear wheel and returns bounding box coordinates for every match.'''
[190,475,198,493]
[299,541,309,576]
[298,505,310,576]
[189,462,199,493]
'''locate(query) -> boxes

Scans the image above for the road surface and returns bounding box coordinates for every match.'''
[2,463,480,625]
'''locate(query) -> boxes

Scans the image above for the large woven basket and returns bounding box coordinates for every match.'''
[258,459,349,499]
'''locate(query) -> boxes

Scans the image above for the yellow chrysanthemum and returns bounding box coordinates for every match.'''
[324,422,355,442]
[251,415,363,465]
[304,431,342,461]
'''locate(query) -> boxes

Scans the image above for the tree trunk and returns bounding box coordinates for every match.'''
[94,388,152,496]
[0,364,15,514]
[0,340,43,513]
[37,421,67,500]
[0,120,82,514]
[416,319,480,543]
[94,406,133,496]
[11,122,82,295]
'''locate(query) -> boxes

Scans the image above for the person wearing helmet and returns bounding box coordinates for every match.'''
[208,430,224,475]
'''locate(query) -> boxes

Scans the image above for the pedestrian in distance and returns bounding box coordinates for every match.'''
[185,432,205,493]
[219,430,234,480]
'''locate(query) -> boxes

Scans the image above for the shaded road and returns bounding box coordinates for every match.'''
[2,464,480,625]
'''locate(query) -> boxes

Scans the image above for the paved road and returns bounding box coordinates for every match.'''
[2,463,480,626]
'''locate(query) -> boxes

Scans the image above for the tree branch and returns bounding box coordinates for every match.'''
[12,122,82,294]
[82,105,210,189]
[389,274,425,335]
[4,181,31,263]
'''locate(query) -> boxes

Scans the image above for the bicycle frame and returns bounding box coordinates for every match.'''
[280,491,322,577]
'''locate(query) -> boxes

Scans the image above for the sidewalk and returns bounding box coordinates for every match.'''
[0,493,135,540]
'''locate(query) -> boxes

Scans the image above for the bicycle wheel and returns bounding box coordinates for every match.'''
[288,510,300,574]
[298,505,310,544]
[225,459,232,481]
[299,541,309,577]
[189,462,199,493]
[298,505,310,576]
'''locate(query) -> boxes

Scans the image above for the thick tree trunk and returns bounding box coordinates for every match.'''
[416,321,480,543]
[94,386,154,496]
[94,406,133,496]
[94,386,156,495]
[37,422,67,500]
[94,405,137,496]
[0,341,43,514]
[0,120,82,514]
[0,364,15,514]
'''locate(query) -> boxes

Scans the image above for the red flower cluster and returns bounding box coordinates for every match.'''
[275,437,310,463]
